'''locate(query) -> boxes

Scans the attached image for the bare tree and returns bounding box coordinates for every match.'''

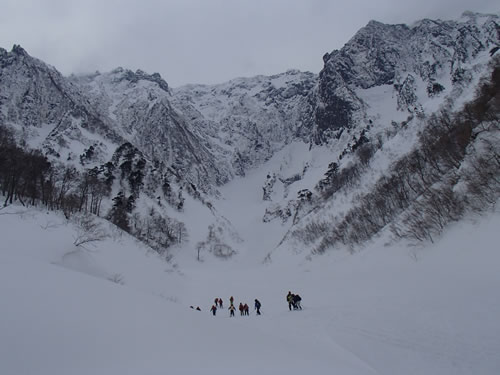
[72,213,109,249]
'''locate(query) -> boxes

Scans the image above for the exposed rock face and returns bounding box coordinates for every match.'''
[70,68,234,194]
[0,12,498,260]
[0,45,122,160]
[2,12,497,185]
[171,70,317,175]
[314,12,500,142]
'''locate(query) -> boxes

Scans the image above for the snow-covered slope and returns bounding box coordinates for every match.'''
[71,68,234,192]
[171,70,316,175]
[1,203,499,374]
[0,45,123,164]
[314,11,500,142]
[1,12,498,263]
[1,11,500,374]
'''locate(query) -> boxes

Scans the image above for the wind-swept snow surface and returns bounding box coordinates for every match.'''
[0,207,377,375]
[1,203,500,375]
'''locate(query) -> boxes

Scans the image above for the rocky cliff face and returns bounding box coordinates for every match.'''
[314,11,499,142]
[0,11,498,260]
[3,12,496,187]
[71,68,233,194]
[171,70,317,176]
[0,45,123,161]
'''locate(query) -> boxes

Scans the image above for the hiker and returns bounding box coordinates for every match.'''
[254,299,261,315]
[214,298,219,307]
[239,303,244,316]
[243,303,249,316]
[286,291,295,311]
[229,296,234,305]
[210,304,217,316]
[218,298,223,308]
[196,306,201,311]
[293,294,302,310]
[228,304,236,317]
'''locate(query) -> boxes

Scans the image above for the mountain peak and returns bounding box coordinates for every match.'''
[121,68,170,92]
[11,44,28,56]
[365,19,385,28]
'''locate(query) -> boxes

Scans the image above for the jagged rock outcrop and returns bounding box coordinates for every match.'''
[4,12,496,188]
[171,70,317,175]
[71,68,234,194]
[1,11,498,261]
[314,12,500,143]
[0,45,122,161]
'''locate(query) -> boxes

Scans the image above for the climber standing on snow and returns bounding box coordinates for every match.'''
[293,294,302,310]
[228,304,236,317]
[210,304,217,316]
[239,303,244,316]
[286,291,295,311]
[254,299,262,315]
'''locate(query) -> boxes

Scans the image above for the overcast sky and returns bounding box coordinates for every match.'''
[0,0,498,87]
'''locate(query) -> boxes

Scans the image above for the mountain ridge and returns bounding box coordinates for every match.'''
[0,11,498,262]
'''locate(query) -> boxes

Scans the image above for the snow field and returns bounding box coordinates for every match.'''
[0,208,376,375]
[2,124,500,374]
[1,202,500,374]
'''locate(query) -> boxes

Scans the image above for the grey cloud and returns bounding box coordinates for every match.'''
[0,0,498,87]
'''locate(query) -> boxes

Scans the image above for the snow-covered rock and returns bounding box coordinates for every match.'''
[0,11,498,261]
[314,11,499,142]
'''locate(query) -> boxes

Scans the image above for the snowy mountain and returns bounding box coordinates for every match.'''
[1,177,499,375]
[171,70,316,175]
[0,45,123,161]
[0,46,244,260]
[1,10,500,375]
[70,68,234,193]
[1,11,499,261]
[314,11,500,142]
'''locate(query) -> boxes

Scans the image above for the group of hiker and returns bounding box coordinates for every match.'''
[286,291,302,311]
[192,292,302,316]
[209,296,262,317]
